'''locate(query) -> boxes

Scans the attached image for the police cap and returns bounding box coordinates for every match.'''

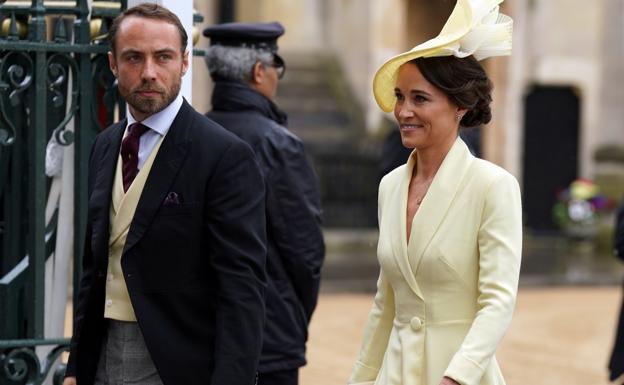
[203,21,285,54]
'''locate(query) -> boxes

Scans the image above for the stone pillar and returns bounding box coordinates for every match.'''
[594,0,624,200]
[598,0,624,146]
[483,0,529,180]
[193,1,218,114]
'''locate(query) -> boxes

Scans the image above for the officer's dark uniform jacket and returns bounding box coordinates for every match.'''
[207,80,325,373]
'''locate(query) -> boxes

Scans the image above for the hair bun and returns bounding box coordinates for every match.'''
[461,97,492,127]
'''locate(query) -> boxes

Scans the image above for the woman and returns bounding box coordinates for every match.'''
[349,1,521,385]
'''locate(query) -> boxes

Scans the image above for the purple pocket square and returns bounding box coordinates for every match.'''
[163,192,181,206]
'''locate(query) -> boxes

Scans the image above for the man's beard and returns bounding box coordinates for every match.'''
[120,77,181,118]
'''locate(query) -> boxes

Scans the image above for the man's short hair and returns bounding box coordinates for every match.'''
[108,3,188,55]
[205,45,273,83]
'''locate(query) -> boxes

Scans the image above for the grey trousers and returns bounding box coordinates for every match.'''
[94,320,164,385]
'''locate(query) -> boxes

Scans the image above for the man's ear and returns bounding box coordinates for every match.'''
[251,61,264,85]
[108,51,118,77]
[182,49,190,76]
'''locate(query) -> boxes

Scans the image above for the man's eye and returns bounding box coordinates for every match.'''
[159,54,172,61]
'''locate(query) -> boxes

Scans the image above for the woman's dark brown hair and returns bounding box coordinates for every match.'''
[411,55,493,128]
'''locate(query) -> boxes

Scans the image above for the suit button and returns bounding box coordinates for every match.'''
[410,317,423,331]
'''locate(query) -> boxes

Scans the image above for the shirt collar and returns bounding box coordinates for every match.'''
[126,93,184,136]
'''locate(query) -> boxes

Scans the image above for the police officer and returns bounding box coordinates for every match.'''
[203,22,325,385]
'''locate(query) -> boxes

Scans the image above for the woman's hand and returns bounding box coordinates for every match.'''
[62,376,76,385]
[439,376,460,385]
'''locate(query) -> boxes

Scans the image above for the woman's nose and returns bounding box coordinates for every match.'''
[397,105,414,119]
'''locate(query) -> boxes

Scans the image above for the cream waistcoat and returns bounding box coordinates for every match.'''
[104,137,164,321]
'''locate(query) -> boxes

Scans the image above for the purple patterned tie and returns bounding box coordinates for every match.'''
[120,122,149,192]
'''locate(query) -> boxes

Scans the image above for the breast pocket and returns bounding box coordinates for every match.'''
[157,202,200,217]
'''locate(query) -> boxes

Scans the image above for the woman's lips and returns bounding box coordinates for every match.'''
[400,123,424,130]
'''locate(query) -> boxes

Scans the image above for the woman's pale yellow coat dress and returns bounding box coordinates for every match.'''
[349,138,522,385]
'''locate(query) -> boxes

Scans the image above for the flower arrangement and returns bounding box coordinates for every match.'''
[552,179,613,237]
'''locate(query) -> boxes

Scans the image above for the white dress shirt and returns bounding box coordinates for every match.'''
[125,93,183,170]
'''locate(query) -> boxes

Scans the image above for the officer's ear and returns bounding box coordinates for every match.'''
[251,61,265,85]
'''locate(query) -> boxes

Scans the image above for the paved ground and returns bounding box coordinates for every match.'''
[61,285,622,384]
[301,286,622,385]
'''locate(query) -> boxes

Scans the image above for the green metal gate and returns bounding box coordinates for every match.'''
[0,1,125,383]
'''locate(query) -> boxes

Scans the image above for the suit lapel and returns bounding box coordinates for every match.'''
[90,122,126,261]
[123,101,192,254]
[407,138,474,274]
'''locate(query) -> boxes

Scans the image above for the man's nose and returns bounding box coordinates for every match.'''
[141,58,157,80]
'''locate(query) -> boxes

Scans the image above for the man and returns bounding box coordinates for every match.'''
[203,22,325,385]
[64,4,267,385]
[609,201,624,384]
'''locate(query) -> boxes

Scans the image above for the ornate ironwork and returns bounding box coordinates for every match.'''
[0,2,206,383]
[47,53,78,145]
[0,50,33,145]
[0,1,125,384]
[91,52,121,129]
[0,339,70,385]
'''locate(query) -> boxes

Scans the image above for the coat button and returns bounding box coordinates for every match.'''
[410,317,423,331]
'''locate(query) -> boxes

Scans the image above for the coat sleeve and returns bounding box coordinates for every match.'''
[444,172,523,385]
[65,221,94,377]
[349,179,395,384]
[349,269,395,384]
[65,134,101,378]
[204,140,268,385]
[262,138,325,320]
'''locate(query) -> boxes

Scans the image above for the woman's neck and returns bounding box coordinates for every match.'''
[413,136,456,180]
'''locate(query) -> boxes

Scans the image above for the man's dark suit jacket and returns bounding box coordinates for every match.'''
[609,202,624,381]
[65,100,268,385]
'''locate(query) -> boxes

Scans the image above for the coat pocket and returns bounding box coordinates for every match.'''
[157,201,200,217]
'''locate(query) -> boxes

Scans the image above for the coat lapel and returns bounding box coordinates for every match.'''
[388,153,424,299]
[90,122,126,261]
[123,101,192,254]
[407,138,474,274]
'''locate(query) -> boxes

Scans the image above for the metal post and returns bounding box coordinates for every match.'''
[25,0,47,341]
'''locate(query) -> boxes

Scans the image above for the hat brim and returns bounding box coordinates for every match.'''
[372,0,509,112]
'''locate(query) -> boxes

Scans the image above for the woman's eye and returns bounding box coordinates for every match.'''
[413,95,427,103]
[394,93,404,102]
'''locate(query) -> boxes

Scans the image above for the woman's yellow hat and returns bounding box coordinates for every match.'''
[373,0,513,112]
